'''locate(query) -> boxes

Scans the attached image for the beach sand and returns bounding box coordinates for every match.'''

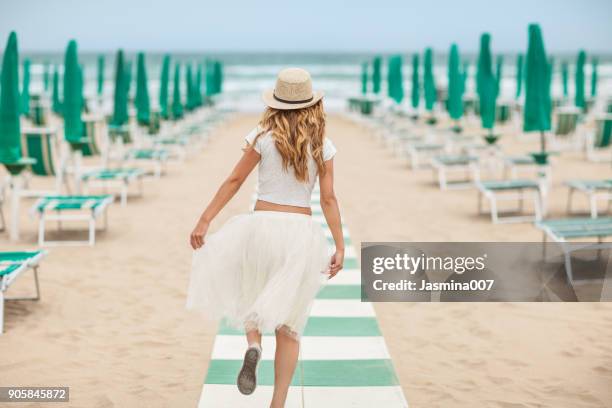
[1,112,611,407]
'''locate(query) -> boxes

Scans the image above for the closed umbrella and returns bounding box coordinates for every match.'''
[591,57,598,97]
[172,63,183,119]
[410,54,420,113]
[0,32,27,167]
[523,24,552,163]
[97,55,105,96]
[43,62,50,92]
[476,33,497,138]
[63,40,85,147]
[159,55,170,119]
[387,55,404,104]
[372,57,382,95]
[515,54,524,99]
[561,61,569,98]
[575,50,586,110]
[423,47,436,120]
[52,66,62,114]
[447,44,463,127]
[186,64,194,110]
[21,59,30,115]
[135,52,150,125]
[361,62,368,95]
[195,64,203,107]
[112,49,129,126]
[495,56,503,97]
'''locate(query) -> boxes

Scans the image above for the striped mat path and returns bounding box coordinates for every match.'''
[197,189,408,407]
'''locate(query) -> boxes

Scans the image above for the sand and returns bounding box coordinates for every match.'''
[1,112,611,407]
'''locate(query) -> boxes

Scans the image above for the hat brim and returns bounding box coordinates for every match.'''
[261,89,324,110]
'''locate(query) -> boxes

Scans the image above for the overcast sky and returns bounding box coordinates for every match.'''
[2,0,611,53]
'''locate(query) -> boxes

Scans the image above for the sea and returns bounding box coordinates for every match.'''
[19,52,612,113]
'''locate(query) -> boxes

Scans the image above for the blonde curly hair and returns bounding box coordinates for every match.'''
[250,100,326,183]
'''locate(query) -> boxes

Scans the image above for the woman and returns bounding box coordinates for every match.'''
[187,68,344,407]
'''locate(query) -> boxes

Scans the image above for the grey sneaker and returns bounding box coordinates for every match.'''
[237,344,261,395]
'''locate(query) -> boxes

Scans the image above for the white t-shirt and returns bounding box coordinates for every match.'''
[245,127,337,207]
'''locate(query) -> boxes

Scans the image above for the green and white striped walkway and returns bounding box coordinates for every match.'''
[197,189,408,407]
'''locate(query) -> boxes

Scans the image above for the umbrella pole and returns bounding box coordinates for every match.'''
[9,176,22,242]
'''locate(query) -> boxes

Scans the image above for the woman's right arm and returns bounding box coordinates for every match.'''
[190,148,260,249]
[319,159,344,278]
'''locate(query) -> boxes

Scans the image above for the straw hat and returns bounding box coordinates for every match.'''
[262,68,324,110]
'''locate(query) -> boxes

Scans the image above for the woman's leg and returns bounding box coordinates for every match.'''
[270,326,300,408]
[246,328,262,347]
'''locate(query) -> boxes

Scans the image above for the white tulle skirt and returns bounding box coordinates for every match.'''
[186,211,330,339]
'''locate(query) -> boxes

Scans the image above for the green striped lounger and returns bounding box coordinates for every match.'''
[0,250,46,334]
[125,148,169,178]
[565,180,612,218]
[535,217,612,282]
[81,168,146,206]
[476,180,543,223]
[197,188,408,407]
[431,155,479,190]
[406,142,445,169]
[32,195,114,246]
[503,155,552,180]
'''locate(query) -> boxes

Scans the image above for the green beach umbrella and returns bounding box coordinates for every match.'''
[575,50,586,110]
[523,24,552,156]
[79,64,87,112]
[447,44,463,121]
[124,61,133,100]
[112,49,129,126]
[195,63,203,106]
[591,57,598,97]
[476,33,497,134]
[372,57,382,95]
[43,62,50,91]
[135,52,150,125]
[361,62,368,95]
[561,61,569,98]
[461,61,469,95]
[21,59,31,115]
[214,61,223,94]
[52,65,62,114]
[63,40,84,146]
[0,32,23,164]
[423,47,436,112]
[186,64,194,110]
[172,63,183,119]
[205,60,213,97]
[495,56,503,97]
[97,55,105,96]
[515,54,524,99]
[159,55,170,119]
[410,54,420,110]
[387,55,404,104]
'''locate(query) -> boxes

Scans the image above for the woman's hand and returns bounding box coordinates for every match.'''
[328,249,344,279]
[190,219,209,250]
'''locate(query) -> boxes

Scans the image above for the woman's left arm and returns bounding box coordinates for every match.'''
[190,148,260,249]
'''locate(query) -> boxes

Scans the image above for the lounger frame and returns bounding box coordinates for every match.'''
[476,181,543,224]
[0,251,46,334]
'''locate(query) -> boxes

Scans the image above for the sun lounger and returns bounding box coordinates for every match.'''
[586,114,612,162]
[503,155,552,181]
[535,217,612,282]
[31,195,114,246]
[566,180,612,218]
[81,168,146,206]
[552,108,581,150]
[477,179,543,223]
[407,143,446,169]
[124,148,168,178]
[431,155,479,189]
[0,250,46,334]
